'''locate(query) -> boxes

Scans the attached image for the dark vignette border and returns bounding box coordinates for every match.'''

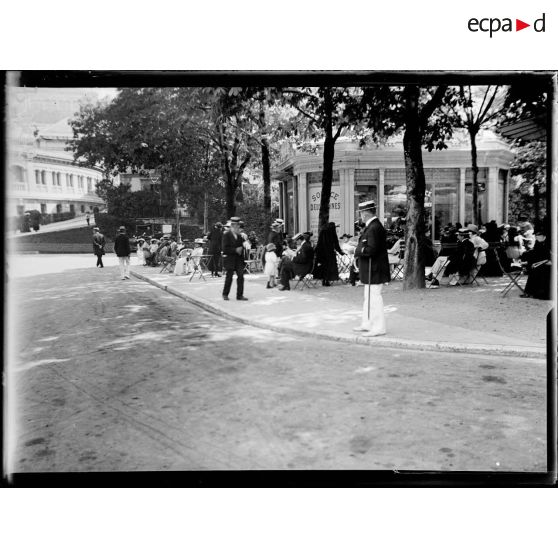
[2,70,557,488]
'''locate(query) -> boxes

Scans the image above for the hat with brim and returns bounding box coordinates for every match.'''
[93,227,99,231]
[229,217,241,223]
[466,224,479,234]
[458,228,469,234]
[292,233,303,241]
[274,218,284,225]
[266,243,276,251]
[194,238,204,244]
[358,200,376,212]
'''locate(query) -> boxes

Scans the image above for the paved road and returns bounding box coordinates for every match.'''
[7,256,548,472]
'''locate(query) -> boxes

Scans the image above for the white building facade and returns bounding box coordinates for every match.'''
[273,132,515,241]
[7,87,106,218]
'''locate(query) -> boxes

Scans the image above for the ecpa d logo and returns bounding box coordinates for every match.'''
[468,13,545,37]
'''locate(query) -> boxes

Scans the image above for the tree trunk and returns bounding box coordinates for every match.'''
[318,89,336,233]
[319,129,335,232]
[259,102,272,225]
[203,190,209,232]
[225,179,236,217]
[402,86,426,290]
[470,129,480,225]
[261,138,272,221]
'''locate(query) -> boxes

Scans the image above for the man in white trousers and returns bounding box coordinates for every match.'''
[353,201,391,336]
[113,225,131,280]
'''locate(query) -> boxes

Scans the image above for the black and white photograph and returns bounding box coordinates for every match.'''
[4,70,556,482]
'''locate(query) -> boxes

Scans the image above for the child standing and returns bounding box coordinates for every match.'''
[264,243,278,288]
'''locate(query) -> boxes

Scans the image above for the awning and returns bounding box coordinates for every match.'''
[498,117,547,142]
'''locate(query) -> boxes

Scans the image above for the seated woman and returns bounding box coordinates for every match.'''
[426,226,458,286]
[445,227,477,286]
[521,230,551,299]
[278,233,314,291]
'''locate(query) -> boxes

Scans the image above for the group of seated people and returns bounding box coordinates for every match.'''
[425,217,551,298]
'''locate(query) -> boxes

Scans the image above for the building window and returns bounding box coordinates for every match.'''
[384,169,407,228]
[56,204,62,214]
[354,169,379,222]
[52,171,56,184]
[81,205,85,213]
[41,170,46,184]
[87,177,92,191]
[40,204,47,214]
[56,172,61,186]
[35,170,40,184]
[12,166,25,182]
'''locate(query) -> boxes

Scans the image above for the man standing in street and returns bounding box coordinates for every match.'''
[221,217,248,301]
[353,201,390,336]
[92,226,106,268]
[114,225,131,280]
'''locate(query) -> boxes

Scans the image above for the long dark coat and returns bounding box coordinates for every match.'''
[313,226,343,281]
[446,238,476,276]
[221,230,245,271]
[267,230,284,258]
[113,233,131,257]
[207,227,223,271]
[92,232,106,256]
[354,218,391,285]
[292,241,315,277]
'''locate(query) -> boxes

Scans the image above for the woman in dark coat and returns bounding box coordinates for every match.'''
[313,222,344,286]
[207,222,223,277]
[481,220,504,276]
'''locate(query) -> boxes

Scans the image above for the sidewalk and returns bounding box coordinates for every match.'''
[130,264,551,359]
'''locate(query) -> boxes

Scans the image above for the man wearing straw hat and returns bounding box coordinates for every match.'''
[353,201,390,336]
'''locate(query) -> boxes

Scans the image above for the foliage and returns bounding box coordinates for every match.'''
[280,86,367,231]
[94,213,138,239]
[444,86,508,225]
[361,85,455,289]
[509,140,547,224]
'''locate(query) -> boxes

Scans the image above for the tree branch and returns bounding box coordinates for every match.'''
[419,85,448,126]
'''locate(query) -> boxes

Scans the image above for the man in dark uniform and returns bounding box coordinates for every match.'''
[353,201,391,336]
[92,226,106,268]
[113,225,131,280]
[221,217,248,301]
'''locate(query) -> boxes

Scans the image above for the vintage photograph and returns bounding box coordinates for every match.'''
[4,71,555,479]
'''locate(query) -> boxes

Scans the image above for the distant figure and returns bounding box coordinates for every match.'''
[263,243,278,288]
[314,222,344,286]
[207,222,223,277]
[353,201,390,337]
[114,226,131,280]
[85,211,91,227]
[92,226,106,268]
[221,217,247,301]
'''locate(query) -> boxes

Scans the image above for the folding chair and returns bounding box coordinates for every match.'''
[336,253,353,283]
[189,256,207,282]
[293,274,317,290]
[426,257,449,288]
[159,256,176,273]
[493,251,525,297]
[244,248,259,274]
[390,241,405,280]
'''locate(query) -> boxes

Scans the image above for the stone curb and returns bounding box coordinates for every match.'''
[130,270,546,360]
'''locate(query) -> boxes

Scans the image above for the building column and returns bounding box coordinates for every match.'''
[278,181,284,220]
[487,167,499,223]
[340,168,350,236]
[378,168,385,224]
[298,172,307,232]
[503,170,509,223]
[293,176,299,233]
[459,167,466,225]
[347,168,355,233]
